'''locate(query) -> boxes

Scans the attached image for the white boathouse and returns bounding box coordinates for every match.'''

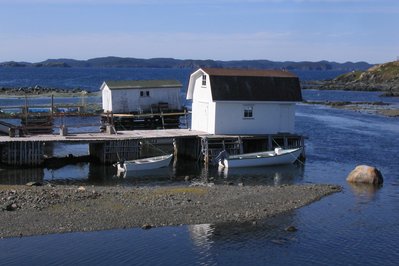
[101,80,182,113]
[186,68,303,135]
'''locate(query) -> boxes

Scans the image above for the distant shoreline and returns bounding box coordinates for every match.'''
[0,87,100,97]
[0,56,373,71]
[1,85,397,97]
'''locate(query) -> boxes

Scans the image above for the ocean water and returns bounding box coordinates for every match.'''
[0,67,344,90]
[0,67,193,91]
[0,68,399,265]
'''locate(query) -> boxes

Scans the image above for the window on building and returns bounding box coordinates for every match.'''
[140,91,150,97]
[243,106,253,118]
[202,75,207,86]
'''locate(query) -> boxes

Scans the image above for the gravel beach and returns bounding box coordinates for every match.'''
[0,183,341,238]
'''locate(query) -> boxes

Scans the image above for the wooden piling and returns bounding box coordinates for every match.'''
[89,140,140,164]
[198,134,305,164]
[0,141,44,166]
[174,137,201,161]
[0,129,305,167]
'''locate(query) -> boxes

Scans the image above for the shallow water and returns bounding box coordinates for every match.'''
[1,69,399,265]
[1,101,399,265]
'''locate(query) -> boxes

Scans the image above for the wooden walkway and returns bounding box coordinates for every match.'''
[0,129,209,143]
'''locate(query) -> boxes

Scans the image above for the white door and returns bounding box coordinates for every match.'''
[203,103,208,132]
[193,102,209,132]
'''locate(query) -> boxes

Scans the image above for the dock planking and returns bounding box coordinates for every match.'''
[0,129,208,143]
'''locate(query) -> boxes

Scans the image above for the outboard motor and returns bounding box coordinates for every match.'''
[212,150,229,166]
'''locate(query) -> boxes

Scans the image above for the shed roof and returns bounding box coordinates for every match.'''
[201,68,302,102]
[103,80,182,90]
[202,68,298,78]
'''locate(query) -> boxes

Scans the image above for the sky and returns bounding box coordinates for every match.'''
[0,0,398,64]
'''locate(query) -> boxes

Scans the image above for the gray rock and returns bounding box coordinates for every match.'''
[26,182,42,187]
[6,203,18,211]
[285,225,298,232]
[141,224,152,230]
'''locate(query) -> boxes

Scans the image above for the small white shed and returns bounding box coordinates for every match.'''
[101,80,182,113]
[186,68,302,135]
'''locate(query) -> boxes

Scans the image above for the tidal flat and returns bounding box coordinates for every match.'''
[0,183,341,238]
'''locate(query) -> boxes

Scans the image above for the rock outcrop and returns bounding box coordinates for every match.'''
[303,61,399,95]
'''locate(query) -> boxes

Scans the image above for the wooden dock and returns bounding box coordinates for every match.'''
[0,129,305,167]
[0,129,204,143]
[0,129,204,166]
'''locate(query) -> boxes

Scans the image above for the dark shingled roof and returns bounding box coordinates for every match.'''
[202,68,302,102]
[105,80,182,90]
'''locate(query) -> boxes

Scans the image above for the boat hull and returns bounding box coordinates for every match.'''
[117,154,173,172]
[223,148,302,168]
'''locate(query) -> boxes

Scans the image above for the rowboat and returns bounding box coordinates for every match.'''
[219,147,303,168]
[115,154,174,174]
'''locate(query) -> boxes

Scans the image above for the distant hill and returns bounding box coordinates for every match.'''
[306,61,399,95]
[0,56,372,71]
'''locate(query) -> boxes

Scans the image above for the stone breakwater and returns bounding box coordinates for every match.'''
[0,86,89,96]
[0,183,341,238]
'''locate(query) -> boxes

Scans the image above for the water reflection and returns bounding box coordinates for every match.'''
[45,163,89,180]
[214,164,305,186]
[188,212,299,256]
[0,160,305,187]
[0,167,44,185]
[115,167,177,186]
[187,219,301,265]
[347,182,382,203]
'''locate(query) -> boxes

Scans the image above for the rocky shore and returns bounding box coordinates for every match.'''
[0,183,341,238]
[0,86,93,96]
[302,61,399,97]
[303,100,399,117]
[302,80,399,96]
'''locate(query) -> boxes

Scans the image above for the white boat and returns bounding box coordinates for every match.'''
[219,147,303,168]
[116,154,174,173]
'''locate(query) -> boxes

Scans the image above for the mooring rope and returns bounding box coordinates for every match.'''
[272,138,306,166]
[140,140,172,155]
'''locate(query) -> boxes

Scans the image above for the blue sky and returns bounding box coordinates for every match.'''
[0,0,398,63]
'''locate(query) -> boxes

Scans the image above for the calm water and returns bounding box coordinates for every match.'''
[0,67,344,90]
[1,68,399,265]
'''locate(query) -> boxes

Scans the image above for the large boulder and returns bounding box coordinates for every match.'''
[346,165,383,185]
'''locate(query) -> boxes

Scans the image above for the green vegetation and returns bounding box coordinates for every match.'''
[335,61,399,83]
[154,187,208,196]
[303,60,399,94]
[335,70,363,82]
[369,61,399,80]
